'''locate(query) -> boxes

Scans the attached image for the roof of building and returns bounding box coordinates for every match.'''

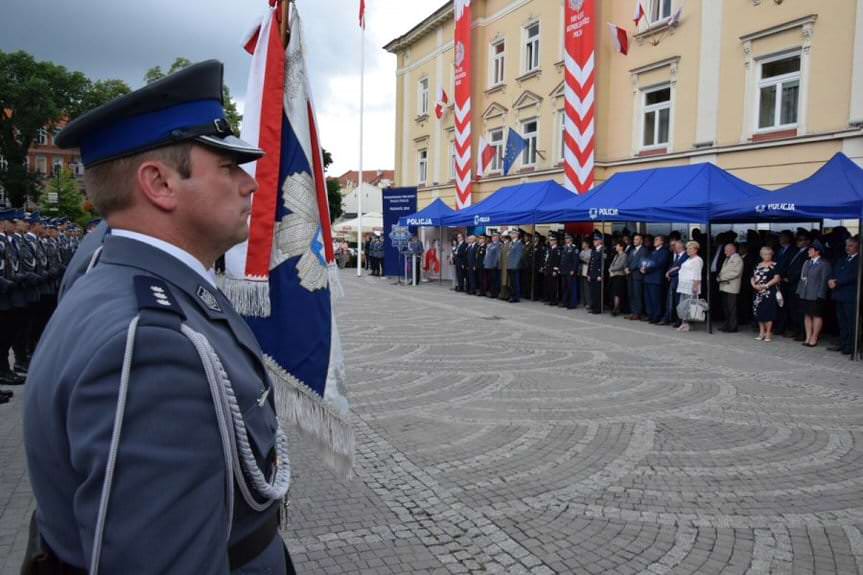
[383,1,452,53]
[334,170,395,188]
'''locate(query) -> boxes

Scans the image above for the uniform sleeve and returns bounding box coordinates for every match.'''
[67,325,230,575]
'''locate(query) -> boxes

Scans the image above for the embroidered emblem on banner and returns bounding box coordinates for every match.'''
[570,0,585,12]
[197,285,222,312]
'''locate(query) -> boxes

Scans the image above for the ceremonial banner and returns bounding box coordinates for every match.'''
[453,0,473,209]
[382,188,417,276]
[564,0,596,194]
[226,4,353,474]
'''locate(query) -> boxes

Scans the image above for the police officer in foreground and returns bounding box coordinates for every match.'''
[23,61,296,574]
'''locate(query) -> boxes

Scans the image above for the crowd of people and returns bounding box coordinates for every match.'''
[0,211,83,403]
[445,226,860,355]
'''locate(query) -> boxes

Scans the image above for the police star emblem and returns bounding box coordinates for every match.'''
[570,0,585,12]
[197,285,222,312]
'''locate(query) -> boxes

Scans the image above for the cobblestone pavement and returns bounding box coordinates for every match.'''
[3,270,863,574]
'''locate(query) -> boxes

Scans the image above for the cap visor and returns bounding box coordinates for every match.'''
[196,135,264,164]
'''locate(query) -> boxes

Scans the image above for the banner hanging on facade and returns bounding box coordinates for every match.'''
[453,0,473,209]
[564,0,596,194]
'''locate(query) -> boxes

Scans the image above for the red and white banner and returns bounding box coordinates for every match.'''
[476,136,495,178]
[633,0,645,27]
[453,0,472,209]
[564,0,596,194]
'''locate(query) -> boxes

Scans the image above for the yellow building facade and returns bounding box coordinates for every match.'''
[385,0,863,217]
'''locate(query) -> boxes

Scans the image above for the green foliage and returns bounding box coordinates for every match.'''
[144,57,242,133]
[43,167,85,223]
[327,177,343,223]
[0,50,130,207]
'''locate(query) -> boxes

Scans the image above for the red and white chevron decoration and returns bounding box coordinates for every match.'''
[564,0,596,194]
[453,0,473,209]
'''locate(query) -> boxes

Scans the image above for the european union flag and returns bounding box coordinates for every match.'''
[503,128,528,175]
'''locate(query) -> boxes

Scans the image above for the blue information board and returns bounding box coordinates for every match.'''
[382,187,417,277]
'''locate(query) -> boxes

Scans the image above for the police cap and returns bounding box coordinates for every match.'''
[56,60,264,168]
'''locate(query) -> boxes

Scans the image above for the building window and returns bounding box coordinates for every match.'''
[648,0,672,24]
[418,77,429,116]
[52,157,64,176]
[489,128,504,172]
[524,22,540,73]
[642,85,671,148]
[52,128,62,146]
[521,119,538,166]
[756,53,801,131]
[35,155,48,175]
[417,149,428,184]
[490,39,505,86]
[0,154,7,172]
[35,128,48,146]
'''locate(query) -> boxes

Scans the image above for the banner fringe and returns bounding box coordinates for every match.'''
[218,275,272,318]
[328,263,344,299]
[264,355,354,479]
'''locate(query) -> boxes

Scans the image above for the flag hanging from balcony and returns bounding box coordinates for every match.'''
[633,0,646,27]
[434,86,449,120]
[608,23,629,55]
[453,0,473,209]
[476,136,495,177]
[563,0,596,194]
[225,2,353,475]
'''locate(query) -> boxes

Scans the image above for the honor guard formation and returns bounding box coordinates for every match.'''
[16,61,298,574]
[0,212,82,402]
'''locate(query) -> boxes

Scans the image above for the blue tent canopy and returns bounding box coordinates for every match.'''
[535,163,766,224]
[442,180,575,226]
[711,153,863,222]
[398,198,456,226]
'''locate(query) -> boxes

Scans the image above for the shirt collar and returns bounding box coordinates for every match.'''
[111,229,216,288]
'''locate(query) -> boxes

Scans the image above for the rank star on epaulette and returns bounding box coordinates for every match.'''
[197,285,222,312]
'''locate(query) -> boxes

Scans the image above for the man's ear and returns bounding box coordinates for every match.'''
[136,161,180,212]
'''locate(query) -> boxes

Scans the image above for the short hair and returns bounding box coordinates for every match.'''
[83,143,193,215]
[686,240,700,251]
[760,245,774,254]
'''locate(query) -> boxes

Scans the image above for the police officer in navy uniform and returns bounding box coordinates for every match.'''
[544,235,561,305]
[559,235,578,309]
[0,211,24,398]
[23,61,296,574]
[588,233,605,314]
[828,236,860,355]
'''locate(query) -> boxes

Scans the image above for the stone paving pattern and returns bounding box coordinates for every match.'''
[3,271,863,574]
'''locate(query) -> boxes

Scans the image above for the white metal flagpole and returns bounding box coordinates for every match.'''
[356,17,365,277]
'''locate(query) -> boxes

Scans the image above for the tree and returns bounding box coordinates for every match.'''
[44,167,86,224]
[144,58,242,133]
[0,50,131,207]
[321,148,342,222]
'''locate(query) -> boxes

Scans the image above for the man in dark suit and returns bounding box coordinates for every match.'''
[587,235,605,314]
[828,236,859,355]
[465,235,478,294]
[626,233,647,320]
[508,231,524,303]
[22,61,296,575]
[543,236,561,305]
[454,233,468,291]
[532,234,546,301]
[773,230,795,335]
[560,235,578,309]
[661,239,688,327]
[475,235,488,295]
[642,235,671,323]
[783,231,811,340]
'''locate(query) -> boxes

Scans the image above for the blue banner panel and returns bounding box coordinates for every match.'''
[382,187,417,276]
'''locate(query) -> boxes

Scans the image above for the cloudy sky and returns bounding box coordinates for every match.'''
[0,0,444,176]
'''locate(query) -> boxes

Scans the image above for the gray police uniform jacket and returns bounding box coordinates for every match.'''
[24,236,287,574]
[59,220,110,300]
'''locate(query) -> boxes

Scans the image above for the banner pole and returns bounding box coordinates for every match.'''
[854,217,862,361]
[356,18,365,277]
[707,222,713,334]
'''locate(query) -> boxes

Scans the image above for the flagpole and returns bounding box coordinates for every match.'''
[356,17,365,277]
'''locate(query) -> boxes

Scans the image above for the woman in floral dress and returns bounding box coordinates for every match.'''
[751,246,782,342]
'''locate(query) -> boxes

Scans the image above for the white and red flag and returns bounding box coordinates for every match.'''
[434,86,449,120]
[563,0,596,194]
[476,136,495,178]
[609,23,629,55]
[225,2,353,473]
[633,0,646,26]
[359,0,366,29]
[453,0,473,209]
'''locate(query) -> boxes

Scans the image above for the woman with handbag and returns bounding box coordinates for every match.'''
[752,246,781,342]
[676,241,704,332]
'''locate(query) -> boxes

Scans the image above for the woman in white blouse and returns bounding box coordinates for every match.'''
[676,241,704,332]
